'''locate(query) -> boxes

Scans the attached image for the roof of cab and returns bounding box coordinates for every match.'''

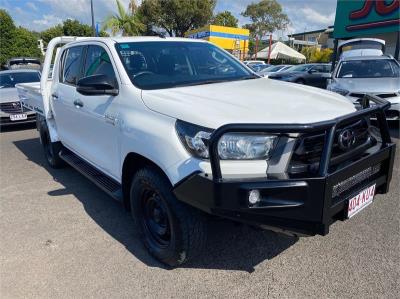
[65,36,207,47]
[111,36,206,43]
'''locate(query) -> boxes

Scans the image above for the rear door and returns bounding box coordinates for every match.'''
[52,46,85,149]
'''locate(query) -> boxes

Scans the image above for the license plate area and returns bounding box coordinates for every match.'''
[10,114,27,121]
[347,184,376,218]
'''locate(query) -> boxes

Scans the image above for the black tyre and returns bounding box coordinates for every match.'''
[39,121,65,169]
[295,78,305,85]
[130,167,207,267]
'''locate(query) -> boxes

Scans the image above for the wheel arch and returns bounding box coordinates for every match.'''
[121,152,172,210]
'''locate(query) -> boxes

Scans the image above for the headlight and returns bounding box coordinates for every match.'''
[329,87,349,96]
[218,133,277,160]
[176,120,213,159]
[176,120,277,160]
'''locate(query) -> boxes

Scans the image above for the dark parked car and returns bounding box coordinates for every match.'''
[3,57,41,71]
[268,63,331,88]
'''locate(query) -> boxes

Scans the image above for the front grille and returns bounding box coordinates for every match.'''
[0,101,24,114]
[289,119,377,175]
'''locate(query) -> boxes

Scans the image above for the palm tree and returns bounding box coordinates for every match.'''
[102,0,144,36]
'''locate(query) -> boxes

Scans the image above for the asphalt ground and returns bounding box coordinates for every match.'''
[1,124,399,298]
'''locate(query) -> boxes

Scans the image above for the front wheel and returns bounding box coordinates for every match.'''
[130,167,207,267]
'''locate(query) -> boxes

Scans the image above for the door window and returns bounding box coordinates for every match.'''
[61,46,84,85]
[312,65,325,73]
[83,45,117,85]
[323,65,331,73]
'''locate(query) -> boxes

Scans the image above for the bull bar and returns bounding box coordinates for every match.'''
[174,95,396,236]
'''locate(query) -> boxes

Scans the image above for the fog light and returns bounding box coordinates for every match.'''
[248,190,261,205]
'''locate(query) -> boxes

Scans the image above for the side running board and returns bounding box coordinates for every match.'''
[59,149,123,202]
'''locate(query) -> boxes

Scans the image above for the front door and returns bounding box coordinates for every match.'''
[73,44,121,179]
[308,65,331,88]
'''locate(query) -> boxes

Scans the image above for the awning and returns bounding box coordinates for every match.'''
[255,42,306,62]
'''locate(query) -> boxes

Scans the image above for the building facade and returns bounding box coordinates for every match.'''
[333,0,399,59]
[288,28,334,52]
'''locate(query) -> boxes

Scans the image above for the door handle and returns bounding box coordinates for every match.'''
[73,99,84,108]
[52,93,58,100]
[104,114,117,125]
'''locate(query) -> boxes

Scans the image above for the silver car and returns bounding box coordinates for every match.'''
[0,70,40,126]
[328,55,400,121]
[257,64,292,77]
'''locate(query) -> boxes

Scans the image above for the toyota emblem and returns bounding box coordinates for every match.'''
[338,129,356,150]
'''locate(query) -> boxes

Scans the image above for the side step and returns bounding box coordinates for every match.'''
[59,149,123,202]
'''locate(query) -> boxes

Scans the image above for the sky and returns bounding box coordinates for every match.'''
[0,0,337,37]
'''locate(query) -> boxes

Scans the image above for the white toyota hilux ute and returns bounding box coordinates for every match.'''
[17,37,396,267]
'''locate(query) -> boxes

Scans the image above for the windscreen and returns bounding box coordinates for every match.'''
[0,72,41,88]
[116,41,255,90]
[337,59,400,78]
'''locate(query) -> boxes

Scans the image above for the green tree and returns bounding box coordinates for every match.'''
[301,47,333,63]
[102,0,145,36]
[0,9,42,66]
[40,25,63,46]
[0,9,16,65]
[212,11,238,27]
[11,27,42,59]
[41,20,109,46]
[242,0,289,56]
[139,0,216,37]
[63,19,92,36]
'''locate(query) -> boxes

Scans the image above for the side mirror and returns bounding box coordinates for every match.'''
[77,74,118,96]
[308,69,318,74]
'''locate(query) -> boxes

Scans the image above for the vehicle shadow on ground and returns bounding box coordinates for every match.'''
[0,122,36,133]
[13,137,297,273]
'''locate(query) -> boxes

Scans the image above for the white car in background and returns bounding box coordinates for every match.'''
[0,69,40,126]
[328,55,400,121]
[243,60,266,68]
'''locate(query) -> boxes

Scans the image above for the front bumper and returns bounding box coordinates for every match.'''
[174,144,395,236]
[174,95,396,236]
[0,112,36,126]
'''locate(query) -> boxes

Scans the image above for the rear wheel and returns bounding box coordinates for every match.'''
[130,167,207,267]
[295,79,305,85]
[39,121,65,169]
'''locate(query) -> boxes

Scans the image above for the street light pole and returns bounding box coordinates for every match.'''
[90,0,96,36]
